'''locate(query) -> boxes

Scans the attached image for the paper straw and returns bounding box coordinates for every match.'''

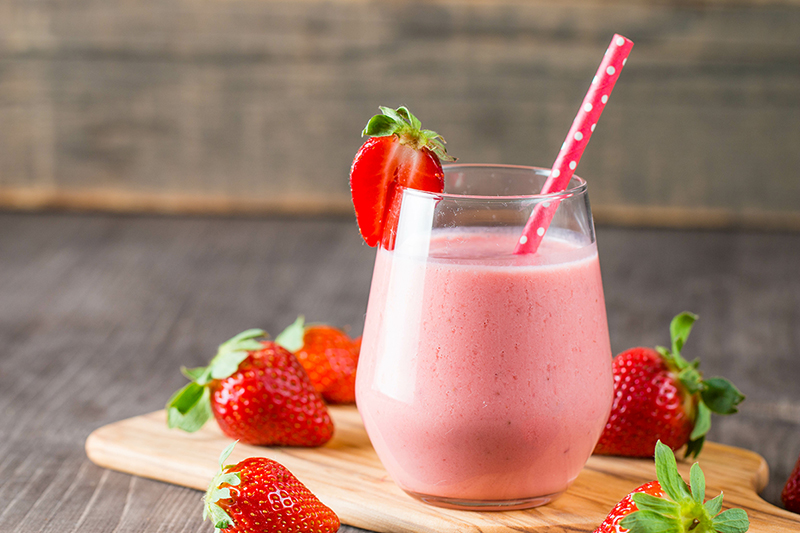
[514,34,634,255]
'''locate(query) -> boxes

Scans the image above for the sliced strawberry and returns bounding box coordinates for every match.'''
[349,106,453,248]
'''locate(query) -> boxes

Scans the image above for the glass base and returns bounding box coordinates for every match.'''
[403,489,564,511]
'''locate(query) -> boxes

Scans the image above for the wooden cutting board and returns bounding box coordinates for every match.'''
[85,406,800,532]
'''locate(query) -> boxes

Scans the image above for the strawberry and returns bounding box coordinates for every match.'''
[594,312,744,458]
[276,316,360,404]
[594,440,749,533]
[166,329,334,447]
[204,442,340,533]
[782,451,800,513]
[596,480,665,533]
[349,106,453,248]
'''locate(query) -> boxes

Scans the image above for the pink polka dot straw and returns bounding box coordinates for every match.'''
[514,34,634,255]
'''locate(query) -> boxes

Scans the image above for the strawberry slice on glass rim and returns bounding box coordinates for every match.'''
[349,106,454,248]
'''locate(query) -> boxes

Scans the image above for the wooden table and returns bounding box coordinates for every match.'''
[2,211,799,532]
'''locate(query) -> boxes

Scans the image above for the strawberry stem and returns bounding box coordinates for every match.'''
[362,106,455,163]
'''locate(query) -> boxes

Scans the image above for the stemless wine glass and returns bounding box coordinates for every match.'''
[355,164,613,511]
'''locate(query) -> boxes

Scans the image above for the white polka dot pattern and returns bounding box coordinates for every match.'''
[515,34,634,255]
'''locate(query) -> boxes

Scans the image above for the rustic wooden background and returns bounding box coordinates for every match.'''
[0,0,799,228]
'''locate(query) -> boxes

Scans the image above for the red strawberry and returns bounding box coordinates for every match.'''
[276,316,360,404]
[204,442,340,533]
[782,451,800,513]
[349,106,453,248]
[594,441,749,533]
[166,329,334,447]
[594,312,744,458]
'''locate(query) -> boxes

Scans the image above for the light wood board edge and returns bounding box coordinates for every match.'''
[85,407,800,532]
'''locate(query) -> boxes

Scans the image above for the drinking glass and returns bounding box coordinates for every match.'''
[356,164,613,510]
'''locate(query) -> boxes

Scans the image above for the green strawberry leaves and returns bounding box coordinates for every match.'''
[656,313,745,458]
[204,441,242,532]
[275,316,306,352]
[701,377,745,415]
[620,509,680,532]
[362,106,455,162]
[363,113,399,137]
[166,383,212,432]
[166,329,267,433]
[620,441,749,533]
[670,311,698,361]
[712,508,750,533]
[209,328,266,380]
[690,463,706,504]
[655,440,692,503]
[704,493,724,516]
[685,402,711,459]
[676,363,703,396]
[631,493,681,517]
[363,106,422,137]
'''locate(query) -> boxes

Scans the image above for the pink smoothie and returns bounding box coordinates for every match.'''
[356,227,613,504]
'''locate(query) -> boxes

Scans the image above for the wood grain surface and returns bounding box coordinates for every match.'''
[85,406,800,532]
[1,0,799,224]
[2,212,800,533]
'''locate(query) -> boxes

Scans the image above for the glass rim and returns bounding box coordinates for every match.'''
[401,163,588,202]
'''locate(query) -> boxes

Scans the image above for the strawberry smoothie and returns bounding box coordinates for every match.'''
[356,227,613,508]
